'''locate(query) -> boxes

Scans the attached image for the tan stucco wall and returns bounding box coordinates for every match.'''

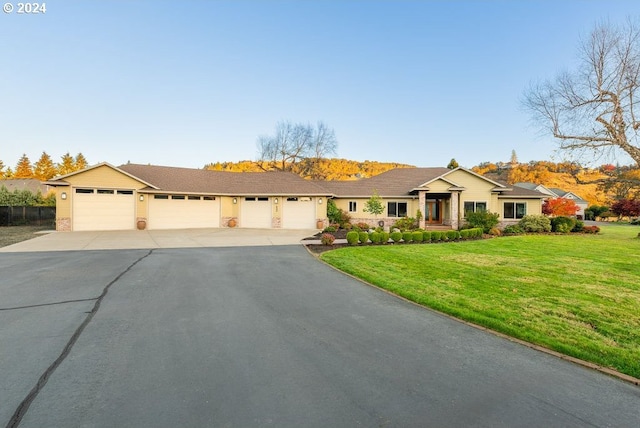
[63,165,147,189]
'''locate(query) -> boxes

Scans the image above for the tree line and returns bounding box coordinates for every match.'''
[0,152,89,181]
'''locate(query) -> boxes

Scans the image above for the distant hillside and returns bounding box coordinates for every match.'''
[472,161,608,205]
[204,158,415,181]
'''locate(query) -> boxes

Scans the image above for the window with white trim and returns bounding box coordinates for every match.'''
[349,201,357,212]
[504,202,526,219]
[463,201,487,215]
[387,202,407,217]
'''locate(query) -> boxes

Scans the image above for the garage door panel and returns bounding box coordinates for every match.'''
[283,197,316,229]
[149,196,220,230]
[73,190,135,231]
[240,198,271,228]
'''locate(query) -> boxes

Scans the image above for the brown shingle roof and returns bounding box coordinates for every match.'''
[319,167,452,197]
[118,164,330,196]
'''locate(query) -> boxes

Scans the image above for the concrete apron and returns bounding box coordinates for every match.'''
[0,228,319,253]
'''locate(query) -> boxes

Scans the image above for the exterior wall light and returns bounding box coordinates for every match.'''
[61,192,67,200]
[274,197,278,204]
[233,197,237,204]
[318,198,323,204]
[139,195,144,201]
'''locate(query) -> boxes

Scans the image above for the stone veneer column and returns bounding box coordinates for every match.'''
[418,191,426,229]
[450,191,460,230]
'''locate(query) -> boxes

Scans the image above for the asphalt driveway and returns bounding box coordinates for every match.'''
[1,245,639,427]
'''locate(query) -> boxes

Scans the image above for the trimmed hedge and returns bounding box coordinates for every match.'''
[423,231,432,242]
[390,231,403,242]
[358,231,369,244]
[412,231,424,242]
[551,216,577,233]
[402,231,413,243]
[346,231,360,245]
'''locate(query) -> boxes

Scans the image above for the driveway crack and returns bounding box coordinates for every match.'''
[0,298,99,311]
[5,249,154,428]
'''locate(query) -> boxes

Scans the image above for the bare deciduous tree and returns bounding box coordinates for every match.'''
[257,121,338,178]
[524,19,640,167]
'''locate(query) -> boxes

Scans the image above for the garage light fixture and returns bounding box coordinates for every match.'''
[274,198,278,204]
[139,195,144,201]
[233,198,237,204]
[61,192,67,200]
[318,198,323,204]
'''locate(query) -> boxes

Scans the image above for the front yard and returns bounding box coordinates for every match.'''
[0,225,54,248]
[320,225,640,380]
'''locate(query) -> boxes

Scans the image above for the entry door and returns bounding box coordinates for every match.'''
[425,199,442,224]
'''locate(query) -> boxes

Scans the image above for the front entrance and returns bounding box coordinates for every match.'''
[425,199,443,224]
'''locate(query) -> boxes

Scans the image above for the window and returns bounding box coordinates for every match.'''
[188,196,201,200]
[349,201,357,212]
[172,195,185,200]
[387,202,407,217]
[75,188,94,194]
[154,195,169,199]
[203,196,215,200]
[287,197,298,202]
[504,202,526,219]
[117,190,133,195]
[463,201,487,215]
[245,197,255,201]
[97,189,114,194]
[257,197,269,201]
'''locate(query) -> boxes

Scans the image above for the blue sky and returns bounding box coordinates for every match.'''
[2,1,639,170]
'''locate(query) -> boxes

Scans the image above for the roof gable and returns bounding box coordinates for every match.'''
[47,163,155,189]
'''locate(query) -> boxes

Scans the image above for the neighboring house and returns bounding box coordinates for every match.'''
[0,178,52,194]
[46,163,547,232]
[323,168,546,230]
[514,182,588,218]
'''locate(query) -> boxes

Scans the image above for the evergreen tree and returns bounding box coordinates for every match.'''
[447,158,459,169]
[75,152,88,170]
[14,154,34,178]
[0,159,5,179]
[58,152,76,175]
[34,152,57,181]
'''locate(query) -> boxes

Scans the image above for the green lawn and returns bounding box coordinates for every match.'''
[320,225,640,379]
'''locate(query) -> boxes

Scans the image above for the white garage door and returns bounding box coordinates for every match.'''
[149,195,220,230]
[282,197,317,229]
[73,188,135,231]
[240,197,272,228]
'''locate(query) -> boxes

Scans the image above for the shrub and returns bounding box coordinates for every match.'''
[320,233,335,245]
[390,231,403,242]
[446,230,460,241]
[369,231,381,244]
[423,231,432,242]
[412,231,424,242]
[392,216,418,231]
[358,231,369,244]
[346,231,360,245]
[380,232,390,244]
[402,231,413,243]
[518,215,551,233]
[502,224,523,235]
[571,220,585,233]
[551,216,577,233]
[431,231,442,241]
[464,211,500,233]
[583,225,600,234]
[459,229,469,239]
[322,226,337,233]
[489,227,501,236]
[356,222,370,231]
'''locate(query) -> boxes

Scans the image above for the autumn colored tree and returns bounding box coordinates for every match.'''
[610,198,640,219]
[542,198,580,216]
[0,159,5,179]
[14,154,34,178]
[33,152,57,181]
[75,153,88,170]
[58,152,76,175]
[447,158,459,169]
